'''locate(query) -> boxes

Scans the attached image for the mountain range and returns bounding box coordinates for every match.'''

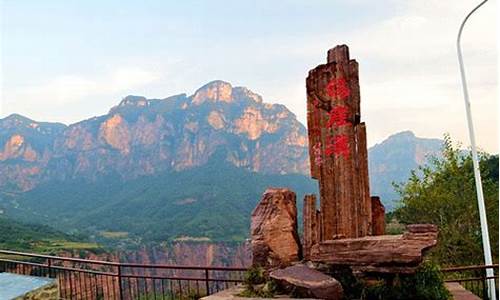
[0,80,444,243]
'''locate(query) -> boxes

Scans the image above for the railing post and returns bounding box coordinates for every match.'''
[117,264,124,300]
[47,258,52,278]
[205,268,210,296]
[482,269,487,300]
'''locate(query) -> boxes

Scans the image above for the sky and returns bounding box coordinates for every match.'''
[0,0,497,153]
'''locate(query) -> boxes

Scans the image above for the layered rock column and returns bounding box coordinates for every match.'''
[371,196,386,235]
[303,195,319,260]
[305,45,375,241]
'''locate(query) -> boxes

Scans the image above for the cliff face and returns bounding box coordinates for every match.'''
[117,242,251,267]
[0,114,66,191]
[64,242,251,268]
[0,81,309,191]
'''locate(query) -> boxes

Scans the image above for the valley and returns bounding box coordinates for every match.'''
[0,81,444,253]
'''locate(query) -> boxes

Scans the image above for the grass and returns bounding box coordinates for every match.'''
[173,236,211,242]
[37,240,100,250]
[0,239,100,262]
[99,231,129,239]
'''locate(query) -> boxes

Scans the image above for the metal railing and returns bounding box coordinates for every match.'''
[0,249,247,300]
[2,248,497,299]
[442,264,499,299]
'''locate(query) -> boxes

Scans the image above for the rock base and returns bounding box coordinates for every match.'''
[270,264,343,300]
[310,224,438,273]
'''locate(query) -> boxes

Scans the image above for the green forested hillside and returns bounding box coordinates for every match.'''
[0,216,98,253]
[5,151,318,243]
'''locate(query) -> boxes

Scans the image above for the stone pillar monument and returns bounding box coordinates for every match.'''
[251,44,437,275]
[305,45,376,243]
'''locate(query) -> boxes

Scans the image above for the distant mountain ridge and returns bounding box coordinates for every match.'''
[0,81,445,241]
[368,131,443,210]
[0,80,308,192]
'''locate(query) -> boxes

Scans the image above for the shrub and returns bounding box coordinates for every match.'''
[363,261,451,300]
[243,266,266,285]
[238,266,278,298]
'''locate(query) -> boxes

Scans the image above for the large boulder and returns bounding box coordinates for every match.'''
[251,188,302,268]
[270,264,343,300]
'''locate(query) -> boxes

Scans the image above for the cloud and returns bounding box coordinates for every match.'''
[8,67,160,105]
[27,75,98,105]
[1,67,161,122]
[108,67,160,93]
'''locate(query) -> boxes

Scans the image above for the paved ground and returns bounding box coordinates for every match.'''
[203,282,482,300]
[445,283,481,300]
[200,286,319,300]
[0,272,56,299]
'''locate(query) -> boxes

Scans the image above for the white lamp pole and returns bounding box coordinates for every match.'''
[456,1,496,300]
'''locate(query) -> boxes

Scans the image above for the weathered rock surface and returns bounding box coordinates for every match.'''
[306,45,373,240]
[270,264,343,300]
[251,188,302,268]
[445,283,482,300]
[371,196,385,235]
[310,224,438,273]
[303,194,320,260]
[0,81,310,192]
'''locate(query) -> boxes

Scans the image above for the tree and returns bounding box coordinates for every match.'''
[394,135,498,267]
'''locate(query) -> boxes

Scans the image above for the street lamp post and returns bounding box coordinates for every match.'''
[456,1,496,300]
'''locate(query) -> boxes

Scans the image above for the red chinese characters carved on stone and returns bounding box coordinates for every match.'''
[325,134,349,159]
[312,142,322,166]
[326,105,349,128]
[326,77,350,100]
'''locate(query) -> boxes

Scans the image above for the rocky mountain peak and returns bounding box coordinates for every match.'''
[368,130,443,210]
[191,80,234,105]
[1,114,66,136]
[388,130,416,141]
[232,86,263,103]
[0,80,311,191]
[190,80,266,107]
[109,95,150,114]
[118,95,149,107]
[1,114,35,128]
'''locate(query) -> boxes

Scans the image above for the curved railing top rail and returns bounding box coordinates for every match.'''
[0,249,248,271]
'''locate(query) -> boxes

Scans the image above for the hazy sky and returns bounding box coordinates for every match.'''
[0,0,497,153]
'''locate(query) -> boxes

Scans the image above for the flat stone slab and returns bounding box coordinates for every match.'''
[270,265,343,300]
[0,273,58,299]
[200,286,319,300]
[310,224,438,273]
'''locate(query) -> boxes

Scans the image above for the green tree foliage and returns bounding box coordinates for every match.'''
[394,136,498,266]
